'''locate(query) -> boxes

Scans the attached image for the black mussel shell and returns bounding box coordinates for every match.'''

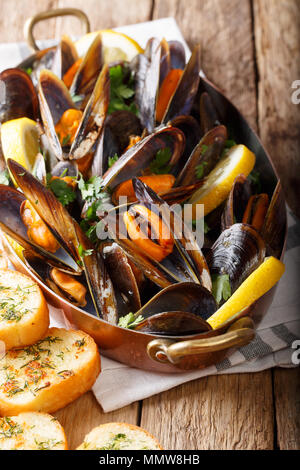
[135,311,211,335]
[136,281,217,321]
[207,223,266,294]
[0,68,39,123]
[221,174,252,230]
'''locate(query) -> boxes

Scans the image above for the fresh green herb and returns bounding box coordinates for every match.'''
[34,439,64,450]
[71,93,84,104]
[0,417,23,438]
[78,244,93,258]
[224,139,237,149]
[96,433,130,450]
[221,139,237,158]
[108,65,137,114]
[78,174,103,203]
[248,169,261,193]
[0,169,10,186]
[212,273,231,304]
[192,219,210,234]
[61,134,71,146]
[200,144,209,153]
[25,67,32,76]
[78,173,110,241]
[47,176,76,206]
[108,153,119,168]
[195,161,208,179]
[118,312,144,329]
[149,147,172,175]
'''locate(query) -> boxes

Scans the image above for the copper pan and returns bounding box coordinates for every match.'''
[1,9,287,372]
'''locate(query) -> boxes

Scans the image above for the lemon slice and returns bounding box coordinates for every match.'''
[188,144,256,217]
[75,29,143,63]
[1,117,39,172]
[207,256,285,329]
[5,235,24,261]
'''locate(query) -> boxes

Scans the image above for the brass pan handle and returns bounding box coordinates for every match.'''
[147,317,255,364]
[24,8,91,52]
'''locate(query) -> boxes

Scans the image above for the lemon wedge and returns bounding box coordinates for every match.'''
[5,235,24,261]
[188,144,256,217]
[207,256,285,329]
[0,117,39,173]
[75,29,143,63]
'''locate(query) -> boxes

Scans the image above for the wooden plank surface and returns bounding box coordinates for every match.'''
[273,368,300,450]
[54,392,140,450]
[150,0,275,450]
[0,0,298,451]
[253,0,300,218]
[141,373,274,450]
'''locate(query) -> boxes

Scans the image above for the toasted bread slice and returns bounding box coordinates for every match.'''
[77,422,163,450]
[0,268,49,350]
[0,411,67,450]
[0,327,101,415]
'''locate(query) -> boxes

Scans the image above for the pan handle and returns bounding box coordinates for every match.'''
[147,317,255,364]
[24,8,91,52]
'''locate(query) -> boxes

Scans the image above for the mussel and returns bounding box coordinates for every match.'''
[0,68,39,123]
[132,282,216,335]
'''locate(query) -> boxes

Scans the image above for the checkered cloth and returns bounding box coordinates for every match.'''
[1,18,299,412]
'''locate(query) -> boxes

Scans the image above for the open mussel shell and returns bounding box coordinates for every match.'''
[38,69,75,160]
[100,241,141,313]
[8,159,118,322]
[134,37,161,133]
[199,91,221,135]
[102,125,185,190]
[135,281,217,321]
[221,174,252,230]
[39,69,75,124]
[51,160,78,178]
[51,35,79,80]
[0,68,39,123]
[74,224,118,324]
[261,181,286,258]
[105,110,143,154]
[0,184,80,274]
[207,223,266,294]
[168,40,186,70]
[70,33,103,107]
[176,124,228,186]
[132,177,212,290]
[106,178,212,290]
[135,311,211,336]
[162,44,201,123]
[69,64,110,162]
[170,115,201,165]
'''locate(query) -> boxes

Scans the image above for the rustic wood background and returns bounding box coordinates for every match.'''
[0,0,299,450]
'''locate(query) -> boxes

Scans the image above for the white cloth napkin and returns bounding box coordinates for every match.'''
[1,18,299,413]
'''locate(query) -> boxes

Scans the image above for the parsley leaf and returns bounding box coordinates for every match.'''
[118,312,144,329]
[78,174,103,203]
[78,244,94,258]
[47,177,76,206]
[108,65,137,115]
[61,134,71,146]
[212,274,231,305]
[0,169,10,186]
[195,161,208,179]
[149,147,172,174]
[248,170,261,193]
[224,139,237,149]
[71,93,84,104]
[108,154,118,168]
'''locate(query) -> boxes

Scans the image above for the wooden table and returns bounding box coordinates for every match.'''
[0,0,299,450]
